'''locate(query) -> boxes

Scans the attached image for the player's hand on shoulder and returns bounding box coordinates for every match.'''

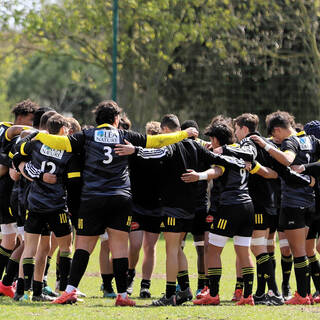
[114,139,135,156]
[185,127,198,138]
[250,135,266,148]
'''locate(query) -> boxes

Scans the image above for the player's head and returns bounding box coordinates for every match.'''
[233,113,259,142]
[66,117,81,134]
[11,99,39,126]
[33,107,55,129]
[210,115,232,126]
[160,114,180,133]
[39,110,57,130]
[145,121,161,135]
[266,111,295,142]
[93,100,122,126]
[304,120,320,139]
[46,114,69,135]
[204,122,235,148]
[118,113,132,130]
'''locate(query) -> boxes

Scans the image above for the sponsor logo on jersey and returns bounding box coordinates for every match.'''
[94,129,120,144]
[40,144,64,159]
[206,215,214,223]
[297,136,312,151]
[0,127,4,137]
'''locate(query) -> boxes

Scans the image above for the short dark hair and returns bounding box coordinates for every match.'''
[266,111,295,135]
[304,120,320,139]
[119,113,132,130]
[181,120,199,132]
[11,99,39,118]
[33,107,54,129]
[39,110,57,130]
[233,113,259,133]
[93,100,122,125]
[204,123,235,145]
[160,114,180,131]
[46,114,69,135]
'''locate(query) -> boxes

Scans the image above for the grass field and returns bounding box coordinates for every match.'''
[1,234,320,319]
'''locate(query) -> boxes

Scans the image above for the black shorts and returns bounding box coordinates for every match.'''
[210,202,254,238]
[279,206,315,230]
[25,210,71,237]
[191,207,208,236]
[160,207,193,233]
[307,218,320,240]
[131,205,162,234]
[0,198,16,225]
[253,205,271,231]
[76,196,132,236]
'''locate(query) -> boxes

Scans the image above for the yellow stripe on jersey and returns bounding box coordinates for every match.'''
[296,131,306,137]
[67,172,81,179]
[35,132,72,152]
[8,151,14,159]
[146,131,188,148]
[20,142,28,156]
[5,129,11,141]
[250,161,261,174]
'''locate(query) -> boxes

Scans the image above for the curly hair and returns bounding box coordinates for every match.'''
[92,100,122,125]
[11,99,39,118]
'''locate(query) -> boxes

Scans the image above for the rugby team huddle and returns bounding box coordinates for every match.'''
[0,99,320,307]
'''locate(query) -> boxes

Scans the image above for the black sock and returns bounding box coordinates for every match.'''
[2,258,19,286]
[16,277,24,295]
[177,270,190,291]
[59,252,72,291]
[235,277,244,290]
[266,256,280,295]
[204,275,209,287]
[281,254,293,288]
[294,256,308,298]
[242,267,255,298]
[33,280,43,296]
[0,246,13,280]
[208,267,222,297]
[23,257,35,291]
[255,253,268,296]
[309,255,320,292]
[197,272,206,290]
[166,281,176,298]
[113,258,129,293]
[102,273,114,292]
[43,256,51,286]
[68,249,90,288]
[141,279,151,289]
[269,252,276,271]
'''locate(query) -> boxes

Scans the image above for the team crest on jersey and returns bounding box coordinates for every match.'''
[298,136,312,151]
[40,144,64,159]
[94,129,120,144]
[0,127,4,137]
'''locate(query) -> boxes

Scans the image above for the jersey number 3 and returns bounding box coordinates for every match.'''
[103,146,113,164]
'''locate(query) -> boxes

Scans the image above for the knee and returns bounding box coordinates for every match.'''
[281,246,291,256]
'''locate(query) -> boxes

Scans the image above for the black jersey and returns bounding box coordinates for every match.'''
[67,125,148,201]
[135,140,246,219]
[281,131,320,208]
[19,140,78,213]
[128,154,162,210]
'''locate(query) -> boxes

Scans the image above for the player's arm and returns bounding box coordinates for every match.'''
[34,131,85,153]
[125,127,198,148]
[249,161,278,179]
[250,135,295,166]
[291,161,320,177]
[217,144,255,162]
[9,168,20,181]
[181,166,224,183]
[19,161,57,184]
[115,140,171,159]
[0,164,8,177]
[5,125,33,141]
